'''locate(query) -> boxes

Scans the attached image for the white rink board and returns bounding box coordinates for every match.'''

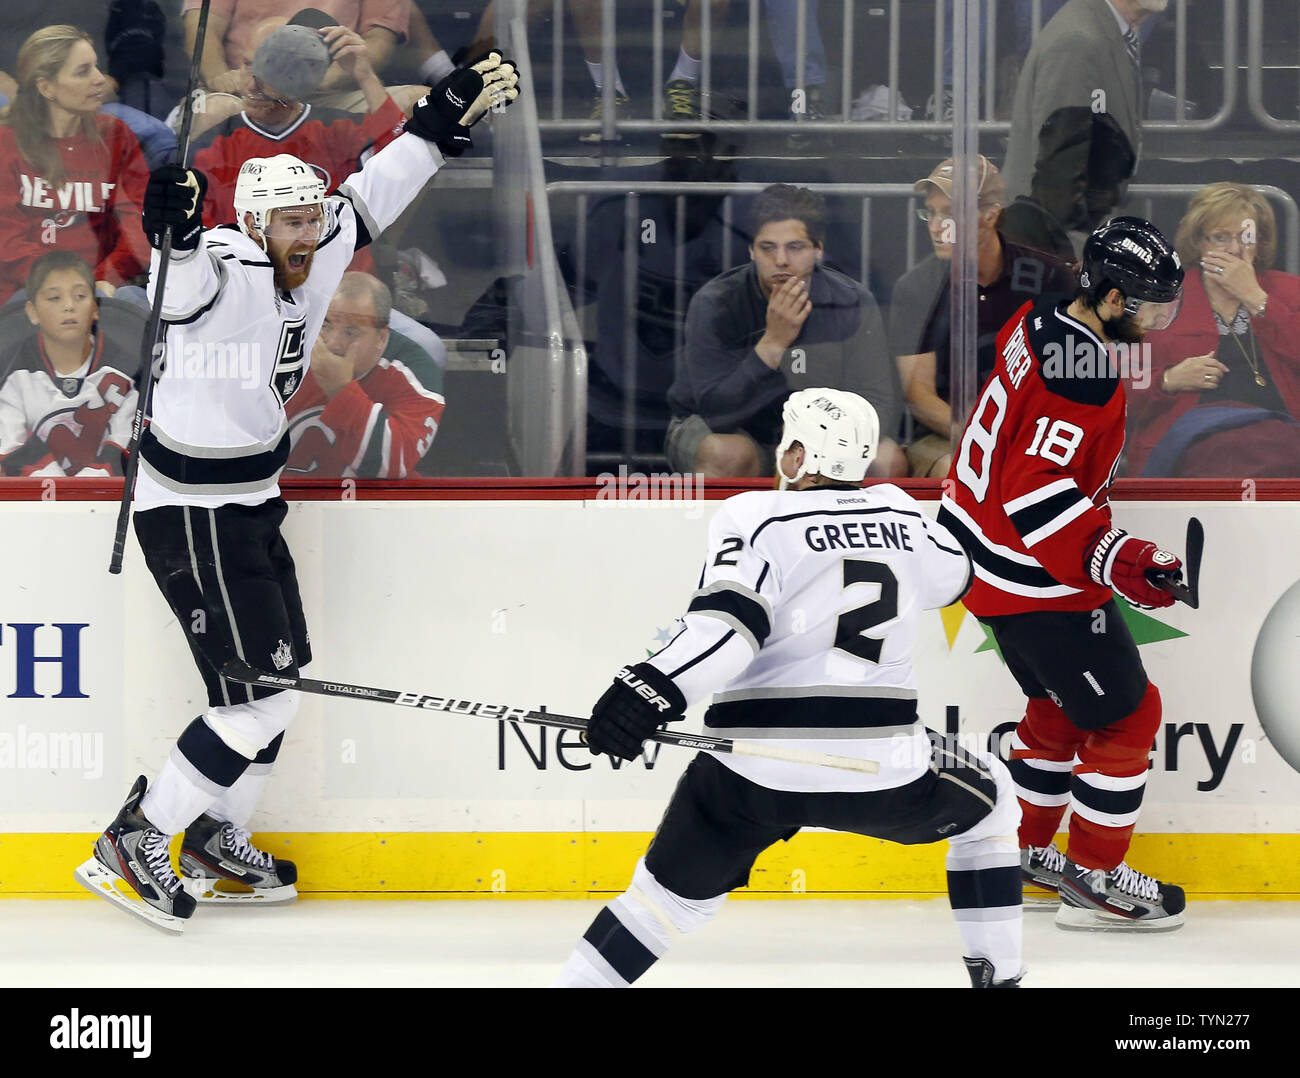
[0,496,1297,833]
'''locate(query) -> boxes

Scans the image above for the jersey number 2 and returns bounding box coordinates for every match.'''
[835,560,898,663]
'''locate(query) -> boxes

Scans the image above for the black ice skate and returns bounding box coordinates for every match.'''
[963,956,1024,987]
[179,813,298,904]
[1021,842,1067,909]
[1055,857,1186,932]
[74,776,197,934]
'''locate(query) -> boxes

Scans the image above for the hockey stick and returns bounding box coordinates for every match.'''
[217,658,881,775]
[1147,516,1203,609]
[158,570,878,774]
[108,0,213,575]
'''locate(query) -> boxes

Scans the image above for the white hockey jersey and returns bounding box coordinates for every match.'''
[0,342,137,477]
[648,483,972,793]
[135,132,445,510]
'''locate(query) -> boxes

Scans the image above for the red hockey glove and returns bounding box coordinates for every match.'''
[1087,527,1181,609]
[584,662,686,762]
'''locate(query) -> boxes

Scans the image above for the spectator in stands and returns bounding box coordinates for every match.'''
[285,271,445,478]
[1002,0,1163,248]
[1127,182,1300,477]
[666,183,904,478]
[192,21,405,230]
[184,1,427,114]
[0,25,151,305]
[891,155,1075,478]
[0,250,141,476]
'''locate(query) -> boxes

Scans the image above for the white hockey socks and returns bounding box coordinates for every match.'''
[668,48,702,85]
[553,859,725,987]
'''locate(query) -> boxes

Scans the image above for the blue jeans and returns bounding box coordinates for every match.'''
[762,0,827,88]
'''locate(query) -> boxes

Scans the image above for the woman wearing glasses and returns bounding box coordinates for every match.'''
[1127,182,1300,477]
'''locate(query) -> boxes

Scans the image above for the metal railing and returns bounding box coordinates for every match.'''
[1246,0,1300,130]
[539,178,1300,474]
[534,0,1239,140]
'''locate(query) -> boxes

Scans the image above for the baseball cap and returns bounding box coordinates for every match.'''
[251,24,330,101]
[914,155,1006,207]
[289,8,341,31]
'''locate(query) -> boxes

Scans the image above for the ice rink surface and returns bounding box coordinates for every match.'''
[4,897,1297,988]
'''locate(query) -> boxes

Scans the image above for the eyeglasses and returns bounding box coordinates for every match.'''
[246,78,293,107]
[1202,229,1252,249]
[916,208,951,224]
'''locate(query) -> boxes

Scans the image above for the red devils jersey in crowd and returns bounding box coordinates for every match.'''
[0,113,151,302]
[937,296,1127,616]
[283,357,445,478]
[0,332,138,476]
[193,98,406,228]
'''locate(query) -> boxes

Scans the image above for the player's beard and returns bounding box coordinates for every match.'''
[273,248,315,291]
[1101,311,1145,344]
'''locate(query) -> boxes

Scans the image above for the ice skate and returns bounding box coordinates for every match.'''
[1021,842,1066,909]
[963,956,1024,987]
[1055,857,1185,932]
[179,813,298,904]
[74,776,196,935]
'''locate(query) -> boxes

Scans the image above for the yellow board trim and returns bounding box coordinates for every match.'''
[6,832,1298,899]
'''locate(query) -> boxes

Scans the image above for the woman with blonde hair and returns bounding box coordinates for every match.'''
[1129,182,1300,476]
[0,25,150,305]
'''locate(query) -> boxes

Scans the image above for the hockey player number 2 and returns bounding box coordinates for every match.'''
[834,560,898,663]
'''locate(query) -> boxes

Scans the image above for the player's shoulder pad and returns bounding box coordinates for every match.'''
[714,489,776,538]
[1024,298,1119,408]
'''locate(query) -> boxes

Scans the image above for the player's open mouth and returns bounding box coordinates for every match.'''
[288,254,308,269]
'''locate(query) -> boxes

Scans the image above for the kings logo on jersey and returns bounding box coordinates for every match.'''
[270,318,308,406]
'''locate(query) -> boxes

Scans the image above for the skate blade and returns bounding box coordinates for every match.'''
[1055,901,1185,932]
[182,876,298,905]
[74,858,187,935]
[1022,886,1060,910]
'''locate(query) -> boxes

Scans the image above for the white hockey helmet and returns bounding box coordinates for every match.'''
[776,388,879,488]
[233,154,326,242]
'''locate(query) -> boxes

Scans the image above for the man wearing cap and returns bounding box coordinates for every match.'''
[891,156,1075,478]
[192,20,406,231]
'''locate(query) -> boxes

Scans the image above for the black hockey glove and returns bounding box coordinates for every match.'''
[143,165,208,251]
[406,50,520,158]
[585,662,687,762]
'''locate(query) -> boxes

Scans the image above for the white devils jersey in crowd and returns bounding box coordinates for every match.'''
[135,132,446,510]
[647,483,972,793]
[0,349,137,476]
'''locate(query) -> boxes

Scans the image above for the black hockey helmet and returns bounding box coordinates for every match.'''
[1080,216,1184,307]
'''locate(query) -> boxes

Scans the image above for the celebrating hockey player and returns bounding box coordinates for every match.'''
[557,389,1025,988]
[937,216,1189,931]
[75,51,520,932]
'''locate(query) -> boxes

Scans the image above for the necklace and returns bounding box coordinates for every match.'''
[1229,325,1266,387]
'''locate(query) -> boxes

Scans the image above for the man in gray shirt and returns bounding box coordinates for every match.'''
[666,184,904,478]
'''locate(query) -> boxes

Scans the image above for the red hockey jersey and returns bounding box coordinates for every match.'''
[937,297,1126,616]
[193,98,406,229]
[0,114,151,302]
[283,357,444,478]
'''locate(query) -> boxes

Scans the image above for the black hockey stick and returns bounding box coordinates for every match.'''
[159,572,878,775]
[109,0,213,574]
[1147,516,1203,609]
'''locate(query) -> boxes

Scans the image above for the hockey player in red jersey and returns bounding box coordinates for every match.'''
[937,217,1188,931]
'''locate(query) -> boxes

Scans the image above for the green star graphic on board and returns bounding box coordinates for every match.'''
[974,597,1188,664]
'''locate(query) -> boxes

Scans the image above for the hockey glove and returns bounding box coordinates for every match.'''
[585,662,687,762]
[143,165,208,251]
[406,50,520,158]
[1087,527,1181,610]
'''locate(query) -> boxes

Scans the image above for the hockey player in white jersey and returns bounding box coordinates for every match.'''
[556,389,1024,987]
[76,52,520,932]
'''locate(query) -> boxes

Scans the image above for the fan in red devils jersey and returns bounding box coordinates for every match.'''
[937,216,1192,933]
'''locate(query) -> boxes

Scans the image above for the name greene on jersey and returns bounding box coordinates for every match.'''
[938,296,1127,617]
[803,519,914,553]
